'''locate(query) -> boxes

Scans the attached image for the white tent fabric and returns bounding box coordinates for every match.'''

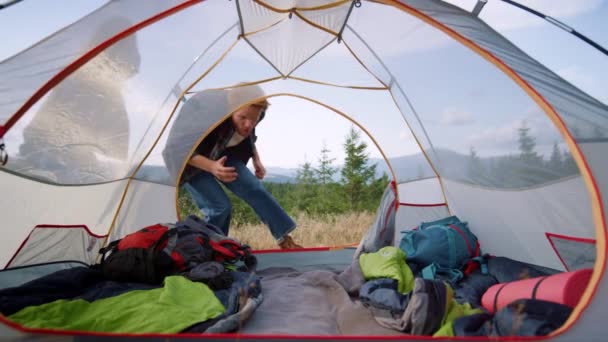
[0,0,606,339]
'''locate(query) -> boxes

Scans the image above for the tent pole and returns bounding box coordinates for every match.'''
[499,0,607,56]
[337,0,360,43]
[0,0,23,10]
[234,0,245,36]
[471,0,487,17]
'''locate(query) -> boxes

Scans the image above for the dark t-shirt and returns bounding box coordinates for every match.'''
[182,118,257,183]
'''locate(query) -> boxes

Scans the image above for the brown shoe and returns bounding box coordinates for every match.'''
[278,235,303,249]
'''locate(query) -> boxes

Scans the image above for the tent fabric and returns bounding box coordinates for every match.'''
[0,171,126,265]
[394,205,451,246]
[441,177,594,271]
[355,181,397,257]
[0,0,606,339]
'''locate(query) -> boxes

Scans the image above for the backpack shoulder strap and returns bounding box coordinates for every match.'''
[98,239,121,264]
[421,262,463,284]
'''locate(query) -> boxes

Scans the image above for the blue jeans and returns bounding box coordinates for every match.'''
[182,159,296,241]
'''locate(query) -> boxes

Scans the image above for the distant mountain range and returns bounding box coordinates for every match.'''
[136,147,578,188]
[136,150,455,185]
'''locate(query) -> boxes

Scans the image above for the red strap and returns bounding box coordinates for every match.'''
[0,125,5,138]
[448,224,476,257]
[209,239,237,259]
[171,251,185,270]
[463,260,479,275]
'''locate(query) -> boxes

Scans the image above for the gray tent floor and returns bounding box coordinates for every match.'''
[237,248,404,336]
[240,268,403,335]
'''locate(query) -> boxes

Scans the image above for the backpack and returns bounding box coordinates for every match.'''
[399,216,482,284]
[98,215,256,284]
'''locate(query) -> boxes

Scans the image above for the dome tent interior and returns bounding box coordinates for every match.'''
[0,0,606,340]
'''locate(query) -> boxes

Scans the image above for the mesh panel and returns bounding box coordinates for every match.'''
[351,1,582,189]
[479,0,608,107]
[547,233,596,271]
[290,38,386,88]
[0,0,190,125]
[6,226,106,268]
[398,0,608,142]
[245,14,336,75]
[2,1,237,185]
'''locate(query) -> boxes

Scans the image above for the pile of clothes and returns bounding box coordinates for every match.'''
[337,246,574,337]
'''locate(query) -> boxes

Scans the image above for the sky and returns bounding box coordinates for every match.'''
[0,0,606,170]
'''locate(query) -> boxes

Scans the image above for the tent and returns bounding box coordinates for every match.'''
[0,0,606,339]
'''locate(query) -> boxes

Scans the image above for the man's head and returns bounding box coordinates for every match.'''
[231,102,267,137]
[227,84,269,137]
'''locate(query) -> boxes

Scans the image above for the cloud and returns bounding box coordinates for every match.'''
[466,116,565,156]
[439,108,474,125]
[399,128,413,141]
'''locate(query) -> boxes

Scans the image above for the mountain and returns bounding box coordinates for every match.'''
[134,149,472,185]
[264,173,297,184]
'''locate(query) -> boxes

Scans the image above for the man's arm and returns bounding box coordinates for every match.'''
[189,154,238,182]
[252,144,266,179]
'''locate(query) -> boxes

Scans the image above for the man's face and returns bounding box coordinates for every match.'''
[231,104,264,137]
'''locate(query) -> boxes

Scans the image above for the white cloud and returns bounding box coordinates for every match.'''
[439,108,474,125]
[399,129,413,141]
[467,116,565,156]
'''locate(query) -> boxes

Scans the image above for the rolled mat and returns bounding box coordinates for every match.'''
[481,268,592,314]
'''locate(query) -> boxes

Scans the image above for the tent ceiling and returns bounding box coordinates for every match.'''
[240,0,355,76]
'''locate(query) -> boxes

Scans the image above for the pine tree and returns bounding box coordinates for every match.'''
[468,146,485,184]
[295,159,318,214]
[296,160,316,186]
[562,149,579,176]
[341,127,377,211]
[517,121,542,165]
[315,143,336,186]
[547,142,563,173]
[516,121,544,186]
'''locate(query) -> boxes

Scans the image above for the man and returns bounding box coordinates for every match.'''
[167,85,302,249]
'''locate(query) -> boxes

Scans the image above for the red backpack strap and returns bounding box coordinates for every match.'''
[210,239,257,271]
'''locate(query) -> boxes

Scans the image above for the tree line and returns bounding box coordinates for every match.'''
[179,127,390,225]
[467,122,580,188]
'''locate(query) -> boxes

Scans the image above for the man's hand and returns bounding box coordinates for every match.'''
[211,156,238,182]
[253,158,266,179]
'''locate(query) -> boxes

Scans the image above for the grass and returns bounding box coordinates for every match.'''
[229,211,375,250]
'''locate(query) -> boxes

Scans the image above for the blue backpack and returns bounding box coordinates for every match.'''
[399,216,483,283]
